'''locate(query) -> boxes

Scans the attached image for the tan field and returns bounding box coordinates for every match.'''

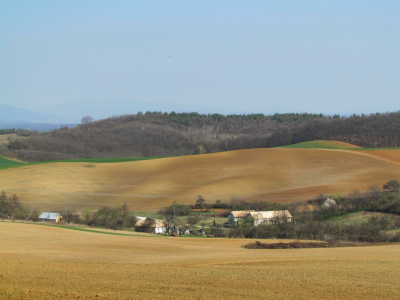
[1,222,399,299]
[1,143,400,211]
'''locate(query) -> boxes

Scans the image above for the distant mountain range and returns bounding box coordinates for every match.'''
[0,104,78,130]
[0,104,65,123]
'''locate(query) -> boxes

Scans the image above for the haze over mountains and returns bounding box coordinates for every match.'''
[2,99,286,127]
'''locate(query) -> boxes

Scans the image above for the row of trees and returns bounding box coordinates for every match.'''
[0,193,137,231]
[228,216,400,243]
[6,111,399,162]
[193,195,288,213]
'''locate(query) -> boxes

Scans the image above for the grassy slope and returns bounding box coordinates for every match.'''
[280,140,360,149]
[281,140,400,150]
[0,156,25,170]
[1,222,399,299]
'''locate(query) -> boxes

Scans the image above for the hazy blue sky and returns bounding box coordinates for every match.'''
[1,0,399,115]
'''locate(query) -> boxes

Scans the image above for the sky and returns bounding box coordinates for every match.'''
[1,0,399,116]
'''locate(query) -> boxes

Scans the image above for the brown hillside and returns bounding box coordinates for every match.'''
[1,148,400,211]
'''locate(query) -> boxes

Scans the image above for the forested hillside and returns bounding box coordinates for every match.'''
[5,111,400,162]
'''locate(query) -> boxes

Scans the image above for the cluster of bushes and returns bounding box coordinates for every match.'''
[158,202,192,216]
[244,241,336,249]
[62,203,137,230]
[0,190,40,221]
[307,179,400,218]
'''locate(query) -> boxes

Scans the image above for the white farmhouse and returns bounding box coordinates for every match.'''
[134,218,166,234]
[246,210,293,226]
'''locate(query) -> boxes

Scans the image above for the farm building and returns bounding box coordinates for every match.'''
[134,218,166,234]
[228,210,255,225]
[246,210,293,226]
[38,212,62,223]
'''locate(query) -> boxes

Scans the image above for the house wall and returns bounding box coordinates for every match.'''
[39,218,57,223]
[246,215,293,227]
[228,214,246,225]
[135,226,166,234]
[154,227,166,234]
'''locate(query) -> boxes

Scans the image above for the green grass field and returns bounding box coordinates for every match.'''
[0,156,25,170]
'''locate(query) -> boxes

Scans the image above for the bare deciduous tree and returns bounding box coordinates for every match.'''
[81,116,94,125]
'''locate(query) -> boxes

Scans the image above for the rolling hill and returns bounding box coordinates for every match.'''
[1,141,399,211]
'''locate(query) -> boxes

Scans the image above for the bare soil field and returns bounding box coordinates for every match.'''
[1,222,399,299]
[1,143,400,211]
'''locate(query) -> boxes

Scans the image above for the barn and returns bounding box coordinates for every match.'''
[38,212,62,223]
[246,210,293,226]
[134,218,166,234]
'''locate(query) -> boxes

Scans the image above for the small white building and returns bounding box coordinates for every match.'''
[38,212,62,223]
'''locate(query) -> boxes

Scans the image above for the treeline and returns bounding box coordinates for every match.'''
[192,195,288,213]
[0,128,32,135]
[6,111,399,162]
[267,112,400,148]
[0,193,138,231]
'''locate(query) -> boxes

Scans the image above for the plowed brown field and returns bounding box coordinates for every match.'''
[1,222,399,299]
[1,145,400,211]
